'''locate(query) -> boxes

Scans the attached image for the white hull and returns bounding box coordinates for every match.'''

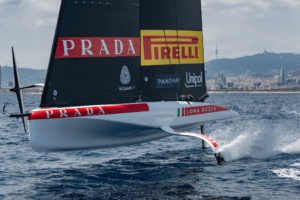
[29,101,238,152]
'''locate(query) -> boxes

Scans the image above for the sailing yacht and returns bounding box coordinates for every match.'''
[9,0,238,162]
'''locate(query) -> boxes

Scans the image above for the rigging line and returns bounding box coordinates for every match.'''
[2,104,13,115]
[173,0,183,96]
[157,0,178,101]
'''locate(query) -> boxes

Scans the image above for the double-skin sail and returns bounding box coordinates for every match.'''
[40,0,207,108]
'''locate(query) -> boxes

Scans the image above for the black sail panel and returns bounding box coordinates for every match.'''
[40,0,140,107]
[140,0,207,102]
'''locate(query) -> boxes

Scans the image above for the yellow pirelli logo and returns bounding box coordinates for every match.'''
[141,30,204,66]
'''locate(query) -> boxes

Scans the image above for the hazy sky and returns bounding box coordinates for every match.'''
[0,0,299,69]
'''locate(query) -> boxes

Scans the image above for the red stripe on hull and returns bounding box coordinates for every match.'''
[28,103,149,120]
[183,105,229,117]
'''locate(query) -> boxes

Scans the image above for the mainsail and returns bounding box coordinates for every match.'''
[140,0,206,102]
[40,0,207,108]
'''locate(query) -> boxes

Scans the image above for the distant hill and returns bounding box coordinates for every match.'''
[0,66,47,87]
[205,52,300,79]
[1,51,300,86]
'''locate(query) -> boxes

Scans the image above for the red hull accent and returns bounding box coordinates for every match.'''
[183,105,229,117]
[184,132,219,147]
[28,103,149,120]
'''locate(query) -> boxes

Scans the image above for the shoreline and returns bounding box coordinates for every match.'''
[1,91,299,95]
[0,92,42,95]
[208,91,300,94]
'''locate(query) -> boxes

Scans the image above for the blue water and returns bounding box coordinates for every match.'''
[1,93,300,199]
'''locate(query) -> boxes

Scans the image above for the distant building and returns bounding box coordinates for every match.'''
[0,65,1,89]
[227,83,233,88]
[271,84,279,90]
[9,81,13,87]
[215,70,226,88]
[286,79,296,85]
[254,83,261,87]
[279,68,285,84]
[210,85,220,91]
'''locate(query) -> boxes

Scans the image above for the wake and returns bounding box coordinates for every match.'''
[209,121,300,162]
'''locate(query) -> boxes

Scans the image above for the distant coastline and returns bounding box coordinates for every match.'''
[0,91,42,95]
[2,90,298,95]
[208,91,300,94]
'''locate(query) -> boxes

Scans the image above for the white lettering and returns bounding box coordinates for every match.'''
[127,40,136,54]
[74,109,81,116]
[185,72,203,87]
[115,40,123,55]
[60,110,68,118]
[99,107,105,114]
[119,86,133,91]
[62,40,75,56]
[86,108,94,116]
[99,40,110,55]
[46,110,54,119]
[81,40,94,55]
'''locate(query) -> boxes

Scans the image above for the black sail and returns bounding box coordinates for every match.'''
[140,0,207,102]
[40,0,140,107]
[41,0,207,108]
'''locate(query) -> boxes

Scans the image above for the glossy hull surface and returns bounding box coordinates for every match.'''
[29,101,239,152]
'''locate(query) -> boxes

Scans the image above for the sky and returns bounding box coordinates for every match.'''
[0,0,299,69]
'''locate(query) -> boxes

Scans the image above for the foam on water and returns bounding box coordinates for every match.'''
[281,139,300,153]
[272,168,300,181]
[291,163,300,167]
[281,106,300,117]
[272,162,300,181]
[210,121,300,162]
[287,110,300,117]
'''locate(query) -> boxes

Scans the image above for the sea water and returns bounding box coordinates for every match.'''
[0,93,300,199]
